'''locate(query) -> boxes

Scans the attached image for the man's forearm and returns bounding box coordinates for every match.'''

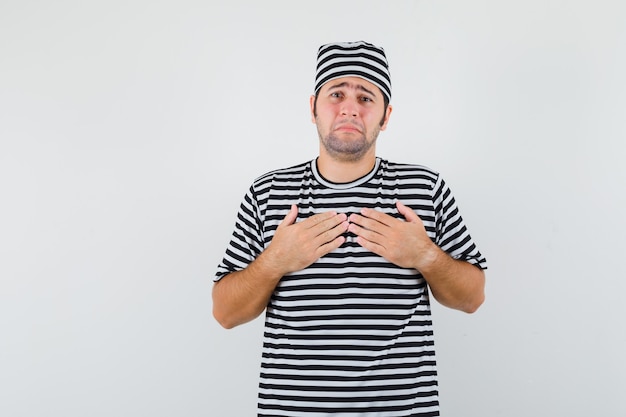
[419,247,485,313]
[212,253,284,329]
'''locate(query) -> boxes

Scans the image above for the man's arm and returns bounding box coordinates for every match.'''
[410,246,485,313]
[213,205,349,329]
[347,201,485,313]
[212,251,285,330]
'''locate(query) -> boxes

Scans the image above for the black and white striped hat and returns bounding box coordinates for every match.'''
[314,41,391,102]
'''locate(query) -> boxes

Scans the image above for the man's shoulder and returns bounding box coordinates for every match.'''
[251,160,313,187]
[380,159,440,181]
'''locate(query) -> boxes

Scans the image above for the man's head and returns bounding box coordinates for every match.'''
[311,41,393,163]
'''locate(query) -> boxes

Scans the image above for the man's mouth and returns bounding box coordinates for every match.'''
[335,123,362,133]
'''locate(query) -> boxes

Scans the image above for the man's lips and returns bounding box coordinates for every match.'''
[334,123,362,133]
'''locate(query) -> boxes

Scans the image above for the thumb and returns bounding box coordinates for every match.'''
[278,204,298,228]
[396,201,420,222]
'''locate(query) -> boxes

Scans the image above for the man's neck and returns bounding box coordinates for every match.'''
[316,152,377,183]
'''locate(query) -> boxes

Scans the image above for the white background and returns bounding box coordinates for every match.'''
[1,1,625,416]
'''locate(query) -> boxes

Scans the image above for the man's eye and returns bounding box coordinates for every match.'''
[360,96,373,102]
[331,92,342,98]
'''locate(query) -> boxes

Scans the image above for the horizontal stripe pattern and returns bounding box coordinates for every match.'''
[314,41,392,102]
[216,158,487,416]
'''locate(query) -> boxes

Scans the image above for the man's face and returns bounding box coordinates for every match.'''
[311,76,392,163]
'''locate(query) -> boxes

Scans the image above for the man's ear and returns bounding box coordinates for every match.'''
[309,95,316,123]
[380,104,393,131]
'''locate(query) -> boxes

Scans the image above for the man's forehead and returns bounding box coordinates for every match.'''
[322,77,381,96]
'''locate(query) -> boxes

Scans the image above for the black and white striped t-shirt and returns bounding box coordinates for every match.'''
[216,157,487,417]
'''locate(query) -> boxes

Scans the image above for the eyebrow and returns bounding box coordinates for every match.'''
[327,81,377,97]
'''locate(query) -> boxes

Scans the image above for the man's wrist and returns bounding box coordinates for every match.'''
[254,249,287,282]
[415,243,448,276]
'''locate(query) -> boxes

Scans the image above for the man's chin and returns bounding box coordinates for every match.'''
[320,132,377,161]
[324,145,370,162]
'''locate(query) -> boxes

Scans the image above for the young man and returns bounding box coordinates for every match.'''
[214,41,487,417]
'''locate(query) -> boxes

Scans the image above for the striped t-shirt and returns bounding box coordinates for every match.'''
[215,157,487,417]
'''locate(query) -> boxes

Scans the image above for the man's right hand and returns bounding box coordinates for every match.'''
[213,204,349,329]
[262,204,349,276]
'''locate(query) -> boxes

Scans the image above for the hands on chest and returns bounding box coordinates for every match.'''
[266,201,436,275]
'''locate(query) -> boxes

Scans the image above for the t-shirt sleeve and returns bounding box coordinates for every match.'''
[432,174,488,270]
[215,185,264,282]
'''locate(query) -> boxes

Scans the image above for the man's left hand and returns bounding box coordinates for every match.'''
[348,201,440,271]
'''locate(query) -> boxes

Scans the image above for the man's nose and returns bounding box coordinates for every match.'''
[340,99,358,117]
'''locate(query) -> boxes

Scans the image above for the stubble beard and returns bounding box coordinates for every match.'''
[318,125,380,163]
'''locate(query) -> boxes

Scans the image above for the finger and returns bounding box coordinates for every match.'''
[310,212,348,235]
[396,201,420,222]
[314,220,349,245]
[355,235,385,258]
[359,207,394,226]
[348,221,384,245]
[278,204,298,228]
[317,235,346,257]
[348,213,385,234]
[301,210,340,229]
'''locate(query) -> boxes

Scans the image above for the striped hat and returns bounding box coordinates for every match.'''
[314,41,391,102]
